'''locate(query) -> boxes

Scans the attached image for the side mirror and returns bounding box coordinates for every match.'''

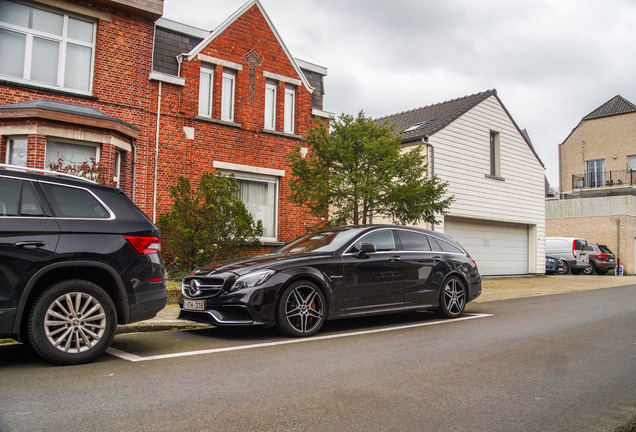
[356,242,376,259]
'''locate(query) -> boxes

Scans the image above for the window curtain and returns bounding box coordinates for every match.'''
[238,179,276,238]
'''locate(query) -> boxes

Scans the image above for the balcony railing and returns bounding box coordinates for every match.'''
[572,169,635,189]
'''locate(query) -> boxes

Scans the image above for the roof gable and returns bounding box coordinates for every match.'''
[185,0,313,93]
[581,95,636,121]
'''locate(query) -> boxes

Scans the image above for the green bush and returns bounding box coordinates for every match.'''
[158,172,263,272]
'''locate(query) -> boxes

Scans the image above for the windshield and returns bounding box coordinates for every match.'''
[276,227,364,254]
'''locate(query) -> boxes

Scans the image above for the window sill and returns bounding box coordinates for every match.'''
[262,128,302,140]
[485,174,506,181]
[261,239,284,247]
[0,79,97,101]
[195,116,242,128]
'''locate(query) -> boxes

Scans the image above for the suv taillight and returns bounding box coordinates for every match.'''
[125,236,161,254]
[598,253,608,259]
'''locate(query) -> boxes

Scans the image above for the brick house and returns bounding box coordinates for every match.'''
[547,95,636,274]
[1,0,330,249]
[148,1,329,246]
[378,90,546,276]
[0,0,162,200]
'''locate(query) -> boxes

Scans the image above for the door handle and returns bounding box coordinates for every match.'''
[429,256,442,262]
[14,241,46,248]
[388,256,401,262]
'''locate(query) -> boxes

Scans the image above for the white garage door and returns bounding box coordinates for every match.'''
[444,218,529,276]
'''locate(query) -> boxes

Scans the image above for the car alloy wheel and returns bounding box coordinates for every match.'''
[583,262,595,275]
[276,281,325,337]
[28,280,116,365]
[436,276,466,318]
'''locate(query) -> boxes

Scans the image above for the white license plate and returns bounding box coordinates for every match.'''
[183,300,205,311]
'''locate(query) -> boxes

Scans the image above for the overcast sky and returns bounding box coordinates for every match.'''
[163,0,636,187]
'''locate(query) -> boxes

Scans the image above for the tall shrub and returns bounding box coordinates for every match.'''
[158,172,263,271]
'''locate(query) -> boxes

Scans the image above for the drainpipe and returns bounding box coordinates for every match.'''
[130,138,136,201]
[153,81,162,223]
[422,136,435,231]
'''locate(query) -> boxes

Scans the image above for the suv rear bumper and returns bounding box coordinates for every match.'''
[126,283,168,323]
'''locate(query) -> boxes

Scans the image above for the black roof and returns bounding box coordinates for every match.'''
[376,90,496,143]
[376,89,544,168]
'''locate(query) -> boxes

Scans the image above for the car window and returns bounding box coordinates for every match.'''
[41,183,109,218]
[574,239,587,250]
[348,230,397,253]
[588,246,594,252]
[396,231,431,251]
[0,177,44,217]
[429,235,463,254]
[598,245,612,254]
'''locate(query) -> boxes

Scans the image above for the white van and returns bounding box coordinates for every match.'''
[546,237,589,275]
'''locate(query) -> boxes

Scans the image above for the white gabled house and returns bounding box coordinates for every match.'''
[378,90,546,276]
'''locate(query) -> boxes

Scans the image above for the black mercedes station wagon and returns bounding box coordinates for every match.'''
[179,225,481,337]
[0,165,167,365]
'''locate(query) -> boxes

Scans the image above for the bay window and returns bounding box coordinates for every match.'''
[45,140,99,168]
[6,137,28,166]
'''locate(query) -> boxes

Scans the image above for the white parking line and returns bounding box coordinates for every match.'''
[106,313,493,362]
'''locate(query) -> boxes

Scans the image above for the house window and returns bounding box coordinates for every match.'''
[489,131,500,177]
[221,69,236,122]
[45,140,99,169]
[113,150,122,187]
[235,175,278,240]
[0,0,95,93]
[585,159,605,188]
[284,86,295,134]
[6,137,28,166]
[628,155,636,171]
[264,80,276,130]
[198,66,214,117]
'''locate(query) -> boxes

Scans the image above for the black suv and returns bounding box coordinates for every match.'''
[0,165,166,364]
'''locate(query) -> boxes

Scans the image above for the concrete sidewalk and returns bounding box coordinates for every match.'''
[117,274,636,334]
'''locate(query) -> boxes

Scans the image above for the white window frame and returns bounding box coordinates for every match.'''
[234,173,279,242]
[6,137,28,166]
[221,69,236,122]
[0,1,96,94]
[585,159,606,188]
[113,149,122,187]
[264,80,276,130]
[198,65,214,118]
[489,130,500,177]
[284,86,295,134]
[628,155,636,171]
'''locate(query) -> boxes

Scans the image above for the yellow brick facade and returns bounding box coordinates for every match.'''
[559,111,636,192]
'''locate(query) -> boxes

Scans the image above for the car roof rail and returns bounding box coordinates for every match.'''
[0,163,97,183]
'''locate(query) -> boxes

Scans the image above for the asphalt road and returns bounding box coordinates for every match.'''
[0,285,634,432]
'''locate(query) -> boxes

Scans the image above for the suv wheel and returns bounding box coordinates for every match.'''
[583,261,595,275]
[27,280,117,365]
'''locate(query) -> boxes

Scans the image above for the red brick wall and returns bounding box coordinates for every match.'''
[0,0,156,200]
[150,4,323,245]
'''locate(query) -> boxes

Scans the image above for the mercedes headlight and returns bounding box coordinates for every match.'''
[231,269,276,291]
